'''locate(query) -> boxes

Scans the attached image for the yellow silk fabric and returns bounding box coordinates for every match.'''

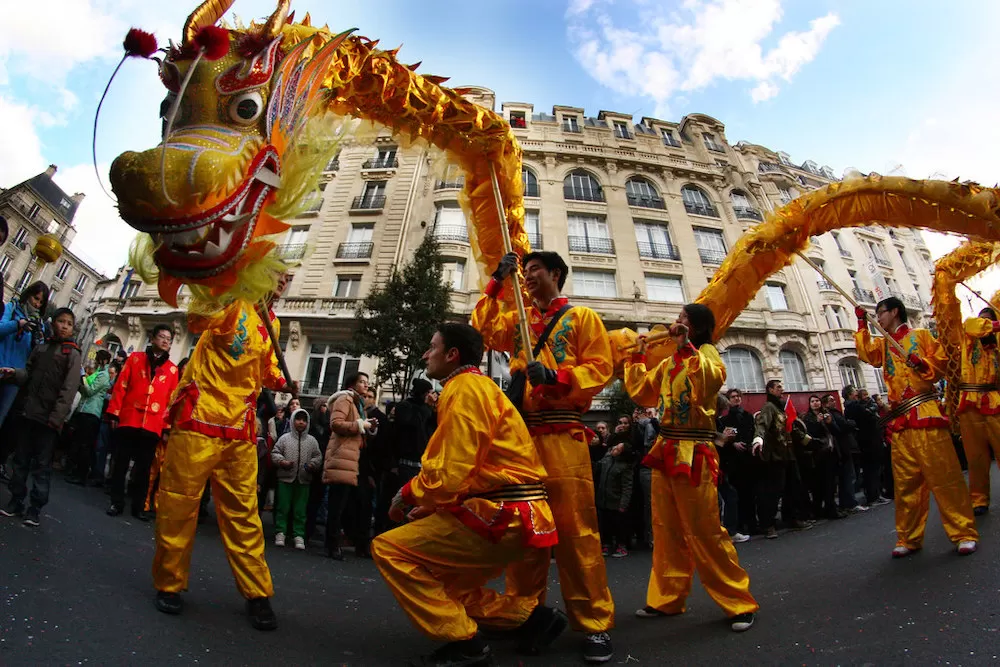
[152,430,273,599]
[624,344,726,475]
[471,297,613,413]
[959,411,1000,509]
[407,371,555,542]
[174,300,284,436]
[890,428,978,549]
[646,465,758,617]
[957,318,1000,413]
[372,512,546,642]
[854,328,948,424]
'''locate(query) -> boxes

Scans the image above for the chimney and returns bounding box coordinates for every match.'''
[71,192,86,204]
[45,164,58,177]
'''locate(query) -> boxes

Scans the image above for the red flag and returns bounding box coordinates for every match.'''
[784,396,798,432]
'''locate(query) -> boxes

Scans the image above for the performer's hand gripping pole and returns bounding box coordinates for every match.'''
[489,164,535,363]
[796,251,907,357]
[257,301,297,395]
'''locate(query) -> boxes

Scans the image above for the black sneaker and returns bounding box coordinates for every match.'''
[65,475,86,486]
[411,638,493,667]
[516,605,568,655]
[246,597,277,631]
[0,499,24,517]
[106,504,123,517]
[731,612,755,632]
[23,507,40,527]
[974,506,989,516]
[155,591,183,615]
[583,632,613,663]
[132,509,150,522]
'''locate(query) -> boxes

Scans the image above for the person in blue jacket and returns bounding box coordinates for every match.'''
[0,281,50,427]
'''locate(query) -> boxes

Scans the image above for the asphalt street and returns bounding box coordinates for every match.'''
[2,473,1000,666]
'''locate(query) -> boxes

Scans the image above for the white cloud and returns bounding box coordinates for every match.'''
[567,0,839,113]
[0,95,47,186]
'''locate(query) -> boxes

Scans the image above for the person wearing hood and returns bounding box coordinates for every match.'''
[0,280,50,428]
[105,324,178,520]
[271,409,323,550]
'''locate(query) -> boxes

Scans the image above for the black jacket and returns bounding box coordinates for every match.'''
[10,338,82,430]
[845,399,881,455]
[390,396,434,463]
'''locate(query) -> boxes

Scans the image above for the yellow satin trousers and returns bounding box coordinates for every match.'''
[371,512,544,642]
[892,427,978,549]
[959,411,1000,509]
[152,430,273,599]
[646,467,758,617]
[504,431,615,634]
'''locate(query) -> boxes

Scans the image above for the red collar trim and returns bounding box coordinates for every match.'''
[534,297,569,318]
[890,324,910,342]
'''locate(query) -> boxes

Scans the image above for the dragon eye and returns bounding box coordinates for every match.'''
[229,92,264,125]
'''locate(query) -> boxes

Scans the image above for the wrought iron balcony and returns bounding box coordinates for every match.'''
[434,179,465,190]
[733,206,763,221]
[336,242,374,259]
[275,243,307,260]
[351,195,385,210]
[816,280,836,292]
[568,236,615,255]
[627,193,666,209]
[758,162,784,173]
[433,225,469,243]
[527,233,542,249]
[698,248,727,264]
[361,158,398,170]
[637,241,680,261]
[564,186,605,202]
[684,201,719,217]
[852,287,875,303]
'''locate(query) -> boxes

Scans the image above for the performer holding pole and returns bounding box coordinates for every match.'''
[854,297,978,558]
[624,304,758,632]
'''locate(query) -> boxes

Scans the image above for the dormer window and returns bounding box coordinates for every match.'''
[510,111,526,129]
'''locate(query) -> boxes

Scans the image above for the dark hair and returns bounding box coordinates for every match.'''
[343,371,369,390]
[151,323,173,340]
[522,251,569,290]
[808,394,822,404]
[177,356,190,375]
[436,322,484,366]
[20,281,50,311]
[51,307,75,323]
[683,303,716,348]
[876,296,907,324]
[841,384,856,400]
[766,379,782,391]
[293,411,308,421]
[727,388,742,398]
[980,307,996,320]
[0,216,8,241]
[822,394,837,405]
[95,350,112,365]
[411,377,433,399]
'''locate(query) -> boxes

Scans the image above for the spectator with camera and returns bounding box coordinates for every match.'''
[0,281,50,429]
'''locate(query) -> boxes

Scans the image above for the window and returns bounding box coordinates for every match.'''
[720,348,765,392]
[886,277,900,295]
[67,298,78,312]
[874,369,887,394]
[376,147,397,163]
[613,121,632,139]
[356,181,385,208]
[780,351,809,391]
[703,133,725,152]
[124,281,142,298]
[510,111,526,128]
[444,260,465,290]
[339,224,374,259]
[299,192,323,215]
[525,210,541,248]
[28,203,40,218]
[661,129,680,147]
[55,260,70,280]
[324,153,340,172]
[73,274,88,293]
[304,345,361,395]
[778,187,793,204]
[347,224,374,243]
[634,221,678,260]
[12,227,27,247]
[0,255,11,275]
[15,270,32,293]
[572,270,617,298]
[563,170,604,202]
[864,240,891,267]
[824,305,840,329]
[765,284,788,310]
[625,178,664,208]
[433,203,468,242]
[567,214,613,254]
[186,333,202,358]
[435,164,465,190]
[681,185,718,217]
[731,191,752,209]
[645,275,684,303]
[363,147,398,169]
[334,274,362,298]
[287,227,309,246]
[899,250,915,274]
[832,231,851,258]
[562,115,580,133]
[839,360,863,390]
[522,167,539,197]
[693,227,726,264]
[777,152,792,166]
[731,190,761,220]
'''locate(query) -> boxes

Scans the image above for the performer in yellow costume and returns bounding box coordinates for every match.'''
[624,304,758,632]
[373,322,565,667]
[854,297,978,558]
[956,307,1000,515]
[152,275,291,629]
[471,251,616,664]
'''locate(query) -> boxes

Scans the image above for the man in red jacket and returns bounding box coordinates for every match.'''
[106,324,179,520]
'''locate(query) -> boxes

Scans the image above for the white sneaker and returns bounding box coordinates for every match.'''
[274,533,285,547]
[891,545,915,559]
[294,536,306,550]
[731,532,750,544]
[957,540,978,555]
[848,505,869,513]
[873,497,891,506]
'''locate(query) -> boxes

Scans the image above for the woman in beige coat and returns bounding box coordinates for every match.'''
[323,371,378,560]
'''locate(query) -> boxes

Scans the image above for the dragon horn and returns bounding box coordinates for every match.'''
[262,0,291,40]
[183,0,235,44]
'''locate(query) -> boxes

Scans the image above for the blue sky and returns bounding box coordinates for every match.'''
[2,0,999,277]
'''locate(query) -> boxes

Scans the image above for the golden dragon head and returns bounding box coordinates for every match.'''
[109,0,351,305]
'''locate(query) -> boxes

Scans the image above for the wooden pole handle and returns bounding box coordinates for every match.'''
[257,301,296,394]
[959,281,994,310]
[620,329,674,352]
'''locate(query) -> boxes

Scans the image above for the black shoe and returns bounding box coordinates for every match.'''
[974,506,989,516]
[155,591,183,615]
[327,547,344,561]
[516,605,568,655]
[411,638,493,667]
[583,632,613,663]
[246,597,277,631]
[731,612,755,632]
[0,499,24,517]
[132,509,151,522]
[106,504,123,517]
[65,475,86,486]
[23,506,40,527]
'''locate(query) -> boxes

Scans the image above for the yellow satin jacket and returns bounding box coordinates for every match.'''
[958,317,1000,415]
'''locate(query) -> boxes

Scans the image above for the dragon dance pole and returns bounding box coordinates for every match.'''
[796,251,907,357]
[488,164,535,363]
[959,281,995,310]
[256,301,297,395]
